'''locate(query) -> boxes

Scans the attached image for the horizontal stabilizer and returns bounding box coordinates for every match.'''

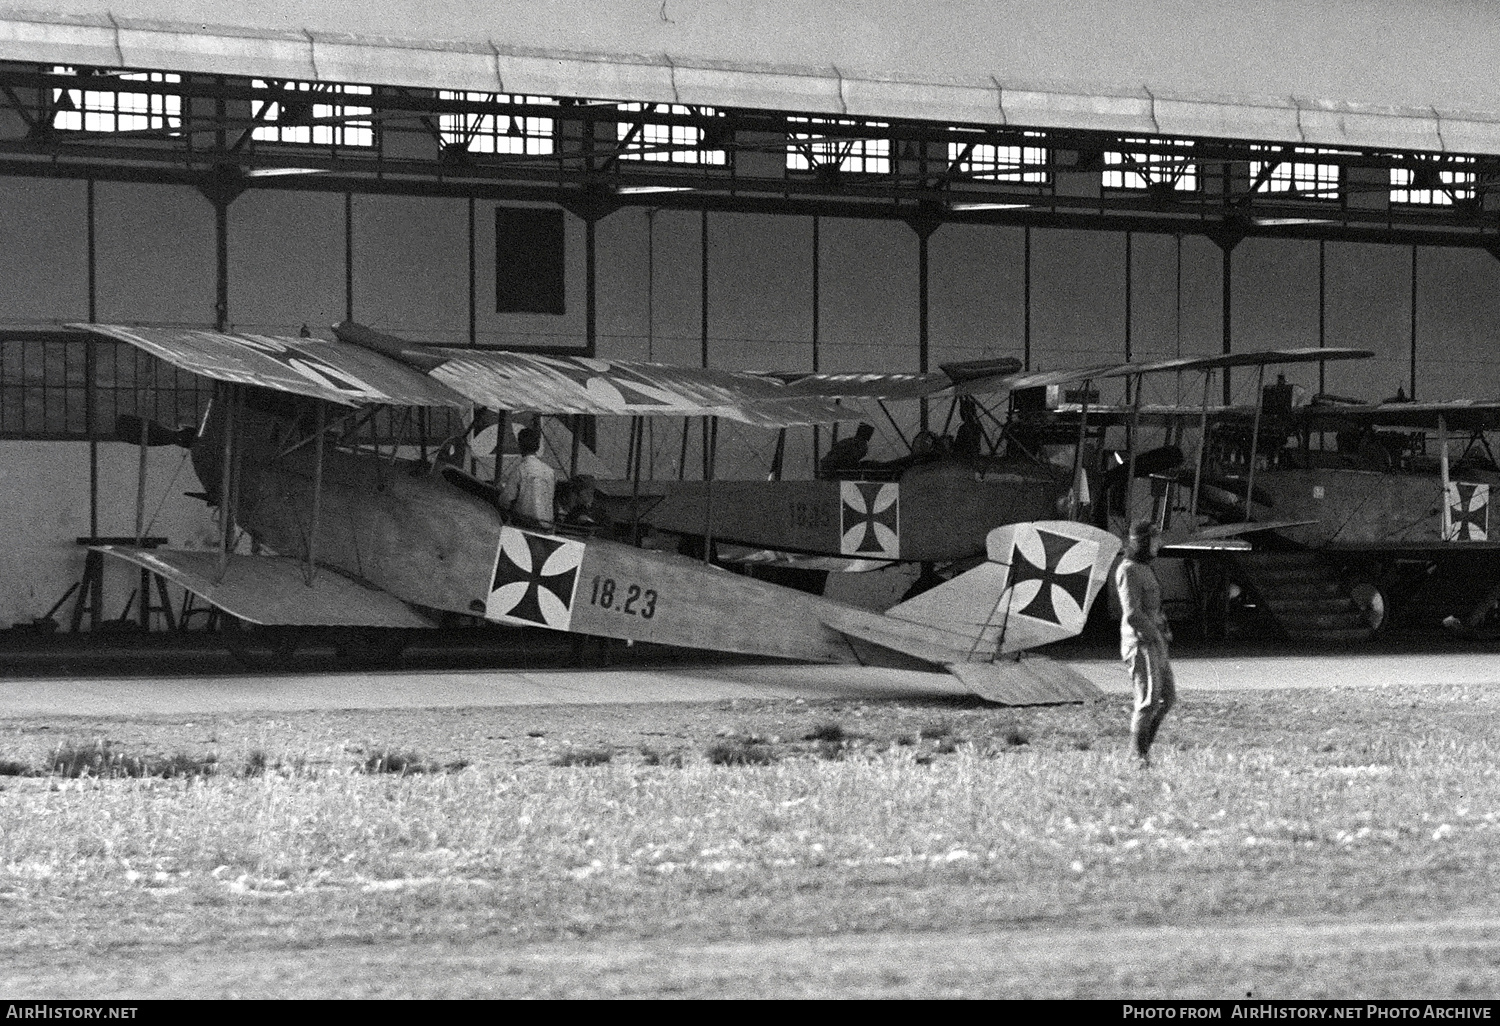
[94,546,436,628]
[946,656,1104,705]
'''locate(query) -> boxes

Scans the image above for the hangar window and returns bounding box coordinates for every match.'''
[948,133,1049,184]
[1102,138,1198,191]
[1249,146,1342,199]
[50,67,181,134]
[1390,157,1477,205]
[439,93,556,155]
[0,333,211,441]
[787,117,891,175]
[251,81,374,148]
[616,103,727,165]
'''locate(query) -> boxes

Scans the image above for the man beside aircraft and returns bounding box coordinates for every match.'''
[500,426,558,531]
[1115,519,1176,767]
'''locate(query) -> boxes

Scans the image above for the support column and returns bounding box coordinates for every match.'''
[1221,243,1232,405]
[344,193,354,323]
[214,201,229,331]
[468,198,477,345]
[1410,245,1419,400]
[701,206,710,480]
[586,216,597,358]
[907,209,939,434]
[1023,227,1032,371]
[918,224,930,433]
[812,215,821,472]
[1318,241,1327,396]
[86,178,98,544]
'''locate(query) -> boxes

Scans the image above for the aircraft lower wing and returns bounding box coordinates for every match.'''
[95,546,437,628]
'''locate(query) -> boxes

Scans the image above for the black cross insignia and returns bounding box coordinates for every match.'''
[491,532,579,626]
[1008,529,1093,625]
[531,356,676,407]
[1451,483,1489,540]
[842,483,899,554]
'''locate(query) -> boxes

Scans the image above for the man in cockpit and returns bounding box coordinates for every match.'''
[500,426,557,531]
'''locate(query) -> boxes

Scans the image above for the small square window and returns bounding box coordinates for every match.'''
[1391,157,1476,206]
[252,80,374,148]
[787,117,891,174]
[51,67,181,134]
[1250,146,1342,199]
[1103,138,1197,191]
[617,103,726,165]
[949,133,1049,184]
[440,93,556,155]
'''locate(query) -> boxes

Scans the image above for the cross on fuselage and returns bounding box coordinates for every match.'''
[492,532,578,625]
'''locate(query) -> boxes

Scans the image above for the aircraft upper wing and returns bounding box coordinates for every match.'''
[1289,399,1500,434]
[424,349,854,427]
[769,356,1025,400]
[997,347,1375,393]
[74,325,472,408]
[73,322,852,427]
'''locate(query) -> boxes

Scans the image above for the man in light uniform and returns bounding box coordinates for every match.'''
[1115,519,1175,766]
[500,426,557,531]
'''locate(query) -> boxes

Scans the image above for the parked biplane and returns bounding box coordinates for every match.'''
[1182,394,1500,639]
[73,323,1123,704]
[626,347,1374,578]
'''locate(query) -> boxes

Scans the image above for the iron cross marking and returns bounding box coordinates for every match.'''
[491,532,580,625]
[1008,529,1094,625]
[841,482,899,555]
[1450,482,1490,541]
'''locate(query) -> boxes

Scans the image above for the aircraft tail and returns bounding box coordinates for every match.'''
[882,520,1121,657]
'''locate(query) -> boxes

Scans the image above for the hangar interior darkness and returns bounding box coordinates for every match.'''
[1,2,1500,628]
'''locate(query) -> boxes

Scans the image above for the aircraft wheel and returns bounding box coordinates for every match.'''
[1348,580,1386,634]
[221,617,303,670]
[333,628,408,669]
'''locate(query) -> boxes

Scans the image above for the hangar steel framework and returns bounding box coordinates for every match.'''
[0,62,1496,253]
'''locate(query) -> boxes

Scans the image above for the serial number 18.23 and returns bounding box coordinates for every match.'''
[588,575,658,618]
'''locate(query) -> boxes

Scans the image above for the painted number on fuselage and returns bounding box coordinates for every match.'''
[788,501,833,530]
[589,575,658,618]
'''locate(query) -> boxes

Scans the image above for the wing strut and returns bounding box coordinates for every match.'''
[1068,378,1092,520]
[1439,413,1452,539]
[1189,370,1214,523]
[305,399,325,586]
[216,385,236,580]
[1243,362,1268,522]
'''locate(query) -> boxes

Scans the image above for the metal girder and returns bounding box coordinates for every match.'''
[1,61,1498,249]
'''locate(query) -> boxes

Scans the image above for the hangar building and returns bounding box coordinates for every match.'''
[1,1,1499,628]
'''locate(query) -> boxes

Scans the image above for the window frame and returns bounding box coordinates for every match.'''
[1101,137,1199,192]
[787,116,893,175]
[250,79,376,149]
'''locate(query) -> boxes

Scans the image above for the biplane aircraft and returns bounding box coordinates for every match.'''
[73,322,1123,705]
[624,347,1375,578]
[1182,394,1500,639]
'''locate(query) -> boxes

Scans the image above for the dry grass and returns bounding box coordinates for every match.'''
[3,683,1500,995]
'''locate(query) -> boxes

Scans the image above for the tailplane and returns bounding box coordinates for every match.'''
[883,520,1121,656]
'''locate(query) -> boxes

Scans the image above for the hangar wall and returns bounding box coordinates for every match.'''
[2,178,1500,626]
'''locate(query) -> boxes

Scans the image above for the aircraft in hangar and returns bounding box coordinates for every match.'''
[1177,393,1500,641]
[623,347,1374,578]
[75,322,1124,705]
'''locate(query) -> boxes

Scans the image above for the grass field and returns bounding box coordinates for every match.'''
[3,680,1499,998]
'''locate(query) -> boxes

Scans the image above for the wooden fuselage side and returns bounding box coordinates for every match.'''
[1236,468,1500,546]
[623,459,1065,561]
[195,402,503,616]
[559,540,862,662]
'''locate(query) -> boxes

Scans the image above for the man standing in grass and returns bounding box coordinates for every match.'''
[1116,520,1175,766]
